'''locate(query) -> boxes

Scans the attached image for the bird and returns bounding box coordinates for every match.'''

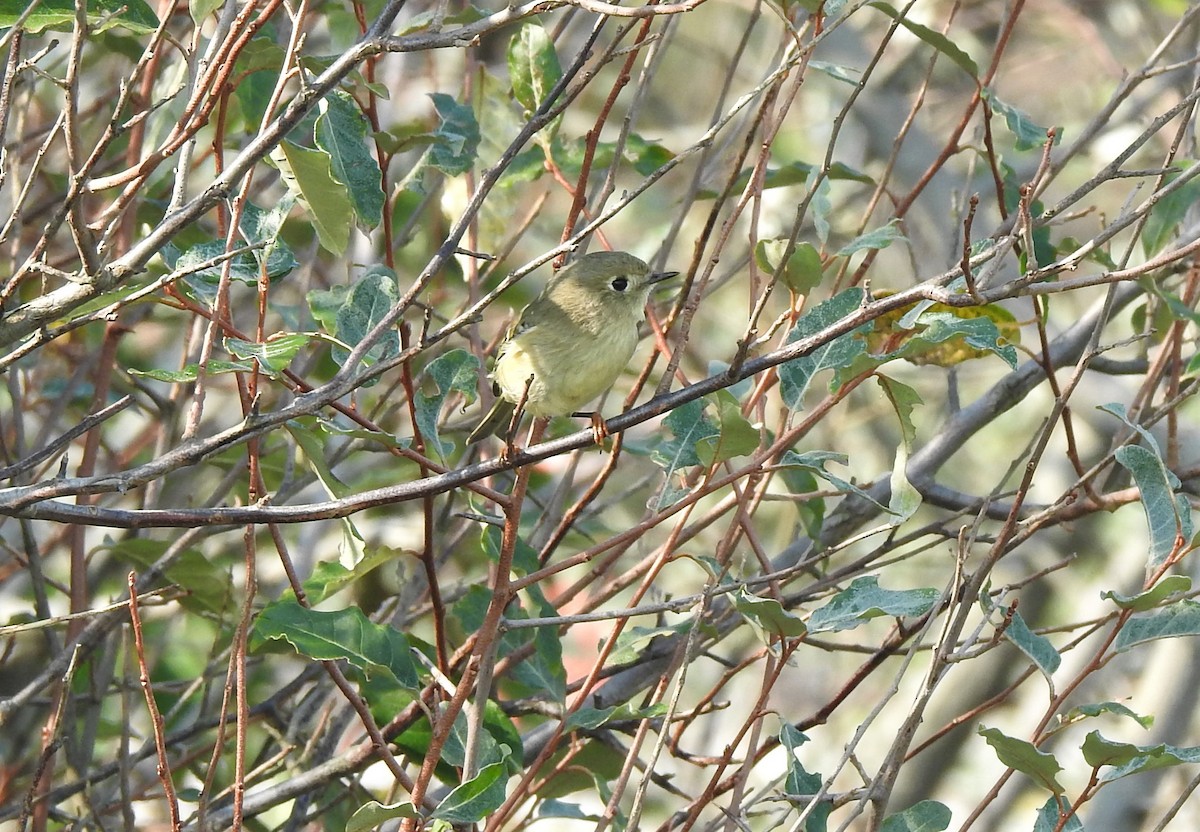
[466,250,677,445]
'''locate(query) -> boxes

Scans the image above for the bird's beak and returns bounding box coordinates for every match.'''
[648,270,679,285]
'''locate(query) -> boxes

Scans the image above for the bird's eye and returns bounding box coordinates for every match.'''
[610,276,629,292]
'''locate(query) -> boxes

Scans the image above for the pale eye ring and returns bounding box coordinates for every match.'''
[611,276,629,291]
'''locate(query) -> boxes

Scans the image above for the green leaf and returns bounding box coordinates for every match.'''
[346,800,420,832]
[480,524,540,577]
[625,133,675,176]
[698,160,872,199]
[653,400,718,507]
[458,585,562,703]
[167,200,298,300]
[836,220,906,256]
[1034,796,1083,832]
[286,420,353,499]
[849,301,1021,379]
[129,360,253,383]
[507,21,563,113]
[0,0,159,33]
[307,284,349,334]
[231,68,278,133]
[810,61,861,87]
[271,140,354,255]
[100,538,232,616]
[427,93,481,177]
[432,760,509,823]
[1097,737,1200,782]
[250,599,420,690]
[333,265,400,370]
[910,311,1019,368]
[297,546,406,606]
[654,399,717,471]
[1142,163,1200,255]
[983,88,1062,152]
[778,288,868,410]
[889,441,921,523]
[1115,444,1191,568]
[812,177,833,246]
[807,576,938,634]
[316,91,385,229]
[879,800,952,832]
[507,603,567,703]
[608,622,695,666]
[1003,610,1061,682]
[225,333,311,377]
[734,588,808,640]
[876,375,923,448]
[1081,731,1149,768]
[869,2,979,78]
[413,349,481,458]
[755,239,825,294]
[1098,402,1163,455]
[395,3,487,35]
[238,197,297,274]
[1103,575,1191,611]
[779,724,829,831]
[695,391,759,466]
[563,702,669,732]
[1001,163,1057,267]
[978,726,1064,793]
[535,800,595,820]
[189,0,225,25]
[1081,730,1200,784]
[778,449,892,513]
[1061,701,1153,730]
[1114,599,1200,653]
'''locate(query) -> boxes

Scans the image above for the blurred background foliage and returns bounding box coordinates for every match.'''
[3,0,1200,830]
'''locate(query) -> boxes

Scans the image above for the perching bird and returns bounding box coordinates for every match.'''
[467,251,677,444]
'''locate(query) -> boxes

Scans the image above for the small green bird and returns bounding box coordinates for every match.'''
[467,251,677,444]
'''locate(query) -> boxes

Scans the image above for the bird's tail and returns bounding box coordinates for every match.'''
[466,398,516,444]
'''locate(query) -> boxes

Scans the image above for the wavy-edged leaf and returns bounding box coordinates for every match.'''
[432,760,509,823]
[756,239,825,294]
[1003,610,1061,685]
[979,726,1064,794]
[426,93,480,178]
[333,265,400,370]
[779,288,868,410]
[808,576,937,633]
[413,348,481,457]
[271,140,353,255]
[1,0,159,33]
[880,801,952,832]
[1034,796,1082,832]
[508,21,562,113]
[780,724,829,831]
[734,588,808,641]
[250,599,419,690]
[316,91,384,229]
[869,2,978,78]
[1103,575,1191,612]
[695,391,759,466]
[1114,599,1200,653]
[983,88,1063,153]
[346,799,420,832]
[564,702,669,732]
[836,220,906,256]
[1114,443,1191,568]
[129,360,252,383]
[225,333,311,378]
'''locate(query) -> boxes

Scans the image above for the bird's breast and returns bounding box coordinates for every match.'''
[492,322,638,417]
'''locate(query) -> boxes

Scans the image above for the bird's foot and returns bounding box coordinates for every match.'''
[588,412,609,446]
